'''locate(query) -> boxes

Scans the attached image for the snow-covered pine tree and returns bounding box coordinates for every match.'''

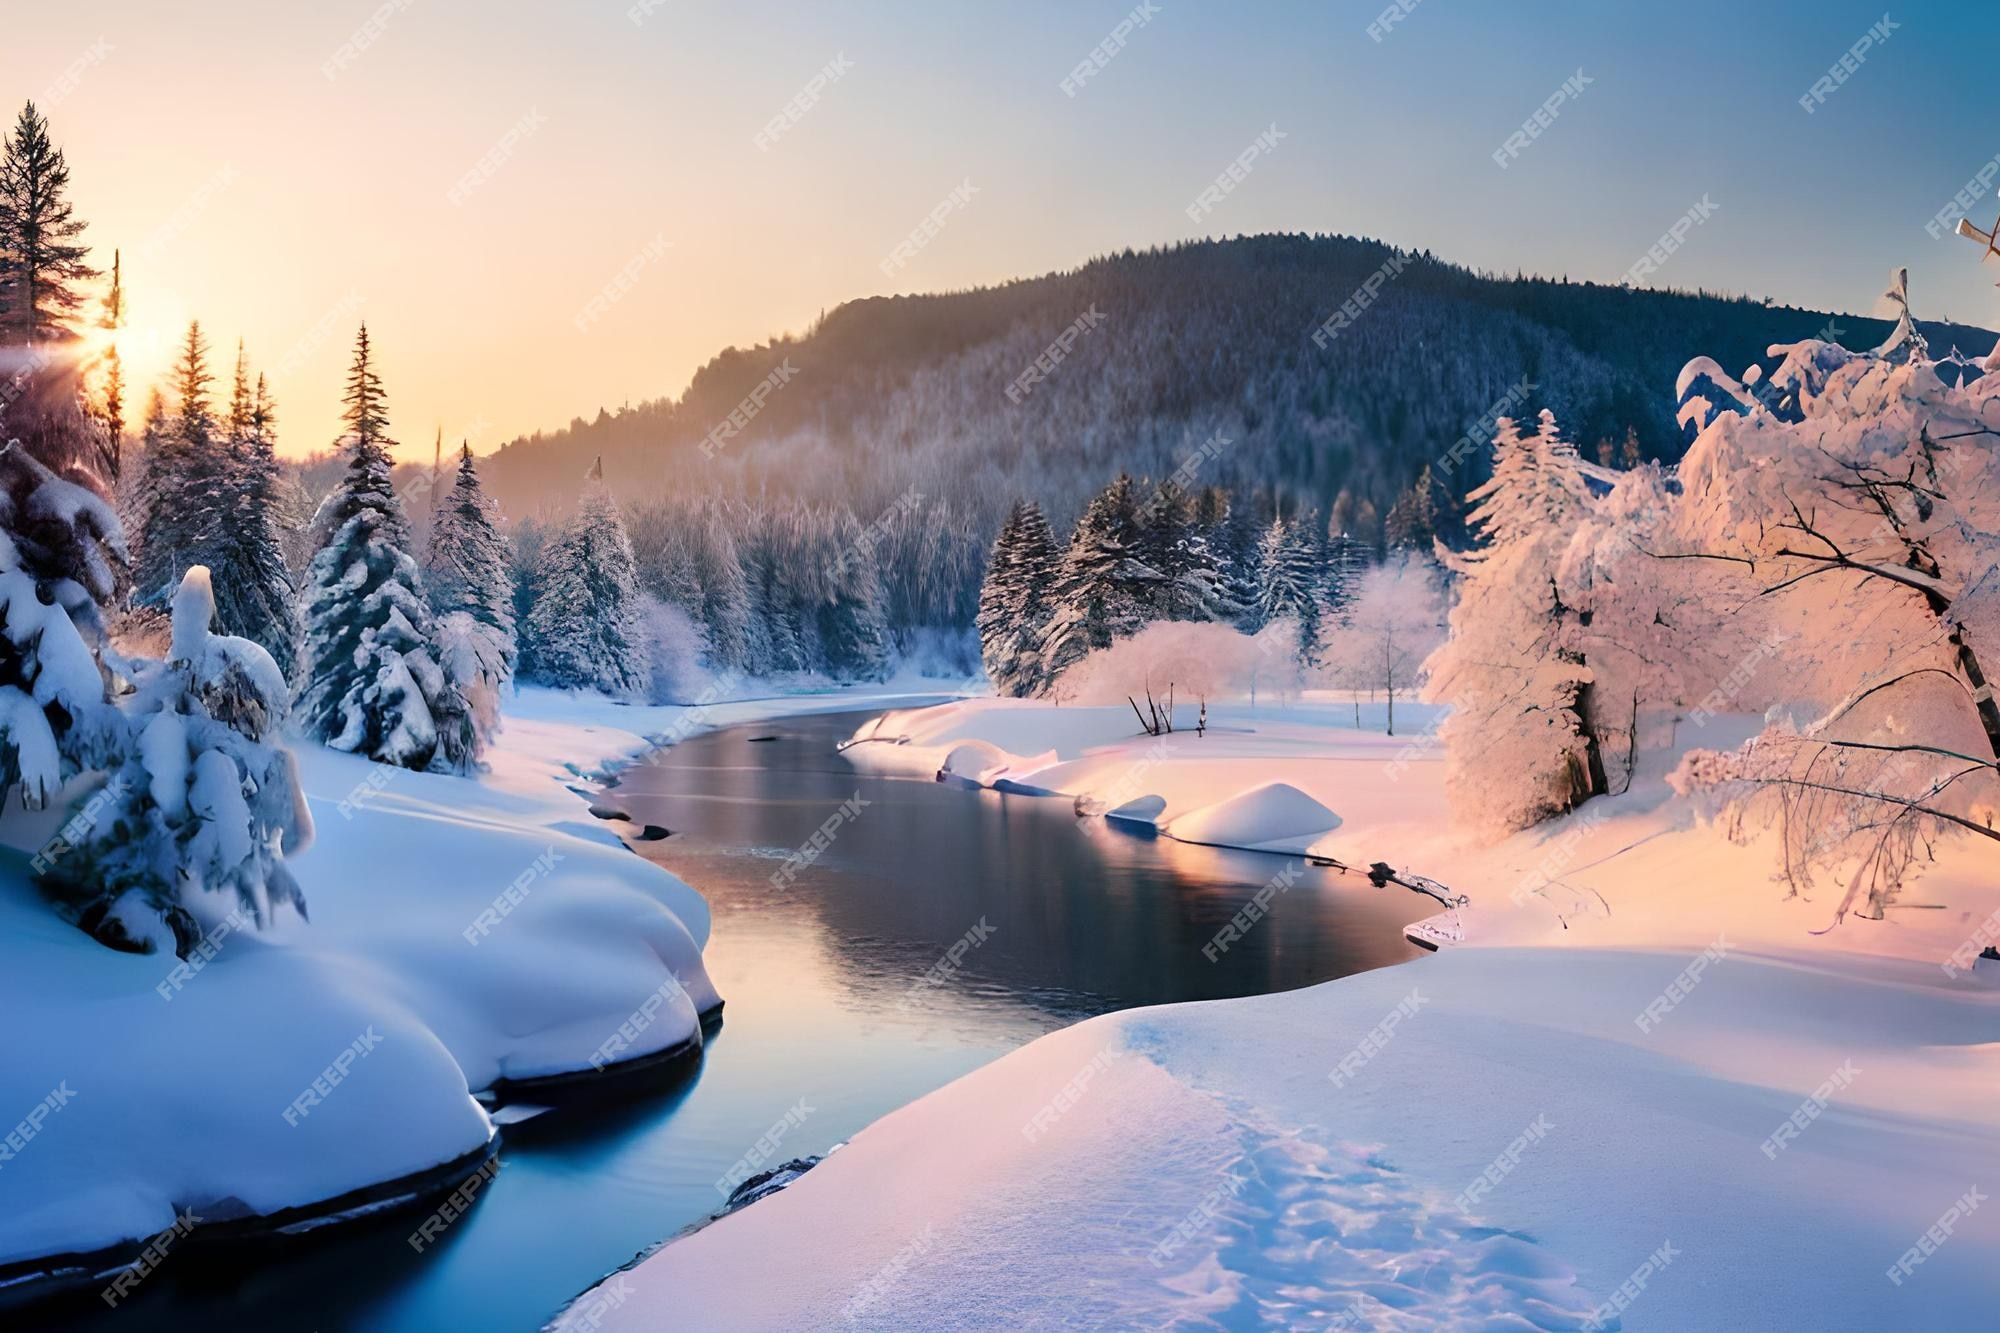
[1255,512,1326,668]
[47,566,312,955]
[297,325,464,770]
[820,505,893,680]
[201,343,297,671]
[1039,475,1159,685]
[425,444,517,739]
[978,498,1059,695]
[1324,522,1373,624]
[519,456,648,698]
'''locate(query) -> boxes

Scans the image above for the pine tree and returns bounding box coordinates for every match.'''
[427,444,517,746]
[978,498,1059,695]
[134,322,222,604]
[203,344,297,670]
[520,457,648,697]
[92,249,124,481]
[0,102,96,345]
[1324,525,1373,623]
[820,506,893,681]
[1384,465,1442,552]
[1255,513,1326,667]
[297,325,462,769]
[1039,475,1160,684]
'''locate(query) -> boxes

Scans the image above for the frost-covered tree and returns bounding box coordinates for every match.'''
[1255,512,1325,668]
[1428,411,1607,832]
[46,567,312,955]
[1663,314,2000,920]
[134,322,223,604]
[978,498,1059,696]
[0,101,96,346]
[520,457,648,698]
[1324,524,1372,624]
[1039,475,1159,684]
[297,325,465,770]
[202,344,297,671]
[426,445,516,749]
[1325,555,1446,735]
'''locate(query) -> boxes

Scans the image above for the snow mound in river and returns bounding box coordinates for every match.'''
[1165,782,1341,852]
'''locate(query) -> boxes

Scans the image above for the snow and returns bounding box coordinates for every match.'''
[0,678,974,1277]
[580,693,2000,1330]
[1164,780,1342,852]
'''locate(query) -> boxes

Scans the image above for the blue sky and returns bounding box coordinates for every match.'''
[11,0,1996,450]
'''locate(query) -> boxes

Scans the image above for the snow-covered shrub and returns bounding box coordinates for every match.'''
[42,567,312,955]
[1321,555,1445,734]
[1049,618,1282,708]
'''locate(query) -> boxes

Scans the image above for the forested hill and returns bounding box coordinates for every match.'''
[474,233,1995,532]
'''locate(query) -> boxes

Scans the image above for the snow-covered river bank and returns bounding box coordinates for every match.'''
[27,697,1431,1331]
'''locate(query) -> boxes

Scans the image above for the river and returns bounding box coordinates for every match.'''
[66,704,1427,1331]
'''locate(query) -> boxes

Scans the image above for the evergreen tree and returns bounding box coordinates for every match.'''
[1384,465,1442,552]
[134,322,222,604]
[92,249,123,481]
[202,345,297,671]
[978,498,1059,695]
[1324,525,1373,623]
[1255,513,1326,667]
[520,457,648,698]
[297,325,463,769]
[0,102,95,345]
[428,444,518,747]
[820,506,893,680]
[1039,475,1159,684]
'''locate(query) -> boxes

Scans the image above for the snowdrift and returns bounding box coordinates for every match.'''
[1163,781,1342,852]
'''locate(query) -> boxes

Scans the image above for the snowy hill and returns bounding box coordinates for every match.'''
[472,234,1995,534]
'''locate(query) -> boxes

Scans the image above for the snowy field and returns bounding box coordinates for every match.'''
[573,694,2000,1330]
[0,679,965,1289]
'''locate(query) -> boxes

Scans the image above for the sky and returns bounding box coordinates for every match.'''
[10,0,2000,461]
